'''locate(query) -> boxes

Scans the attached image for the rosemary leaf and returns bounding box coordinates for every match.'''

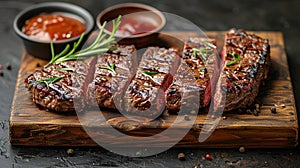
[203,41,216,49]
[226,53,241,66]
[36,76,64,88]
[47,15,122,65]
[59,67,74,71]
[141,70,158,76]
[99,61,116,74]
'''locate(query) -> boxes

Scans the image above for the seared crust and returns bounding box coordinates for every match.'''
[215,29,270,111]
[123,47,179,117]
[86,45,137,109]
[24,59,94,112]
[166,38,218,112]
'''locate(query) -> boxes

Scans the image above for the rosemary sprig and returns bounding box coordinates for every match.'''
[47,15,122,65]
[59,67,74,71]
[140,70,160,85]
[203,41,216,49]
[192,48,210,61]
[99,61,116,74]
[140,70,158,76]
[226,53,241,66]
[191,41,216,61]
[35,76,64,88]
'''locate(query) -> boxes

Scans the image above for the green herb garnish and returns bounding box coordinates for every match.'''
[226,53,241,66]
[47,15,122,65]
[203,41,216,49]
[99,61,116,74]
[58,67,74,71]
[35,76,64,88]
[140,70,158,76]
[192,48,210,61]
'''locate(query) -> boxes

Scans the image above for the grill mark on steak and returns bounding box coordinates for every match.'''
[123,47,179,117]
[166,38,218,112]
[214,29,270,112]
[24,58,95,112]
[86,45,137,109]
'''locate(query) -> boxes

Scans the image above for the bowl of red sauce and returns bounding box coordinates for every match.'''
[96,3,166,48]
[14,2,94,60]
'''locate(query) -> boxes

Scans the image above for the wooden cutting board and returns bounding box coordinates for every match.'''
[9,31,298,148]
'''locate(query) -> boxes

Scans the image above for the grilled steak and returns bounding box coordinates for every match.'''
[214,29,270,112]
[86,45,137,109]
[166,38,218,112]
[123,47,179,117]
[24,58,94,112]
[25,30,270,114]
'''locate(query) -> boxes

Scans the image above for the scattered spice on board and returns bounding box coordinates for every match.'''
[6,63,11,70]
[239,146,245,153]
[255,104,260,110]
[270,106,277,113]
[184,114,190,121]
[205,154,212,160]
[66,148,75,156]
[178,152,186,161]
[253,109,259,116]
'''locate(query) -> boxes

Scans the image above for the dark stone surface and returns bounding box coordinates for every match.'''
[1,0,300,167]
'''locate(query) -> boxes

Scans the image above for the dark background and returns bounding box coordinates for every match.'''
[1,0,300,167]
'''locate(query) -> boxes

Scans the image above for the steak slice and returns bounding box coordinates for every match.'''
[214,29,270,112]
[24,58,94,112]
[123,47,179,117]
[86,45,136,109]
[166,38,218,112]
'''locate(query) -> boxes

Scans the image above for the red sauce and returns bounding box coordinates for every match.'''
[22,13,86,41]
[106,15,157,36]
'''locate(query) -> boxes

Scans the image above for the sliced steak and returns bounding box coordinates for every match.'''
[166,38,218,112]
[214,29,270,112]
[24,58,94,112]
[86,45,137,109]
[123,47,179,117]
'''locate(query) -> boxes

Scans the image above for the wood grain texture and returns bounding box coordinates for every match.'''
[9,31,298,148]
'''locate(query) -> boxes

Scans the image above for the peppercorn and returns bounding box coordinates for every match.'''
[66,148,75,156]
[205,154,212,160]
[184,114,190,121]
[0,71,3,77]
[178,152,185,161]
[255,104,260,110]
[36,63,41,67]
[253,109,259,116]
[270,106,276,113]
[239,146,245,153]
[6,63,11,70]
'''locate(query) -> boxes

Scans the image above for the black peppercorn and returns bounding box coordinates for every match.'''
[178,152,185,161]
[6,63,11,70]
[270,106,276,113]
[253,109,259,116]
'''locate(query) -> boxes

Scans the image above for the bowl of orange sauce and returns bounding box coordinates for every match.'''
[14,2,94,60]
[96,3,166,48]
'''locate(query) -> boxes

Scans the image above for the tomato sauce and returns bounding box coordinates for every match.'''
[106,15,157,36]
[22,13,86,41]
